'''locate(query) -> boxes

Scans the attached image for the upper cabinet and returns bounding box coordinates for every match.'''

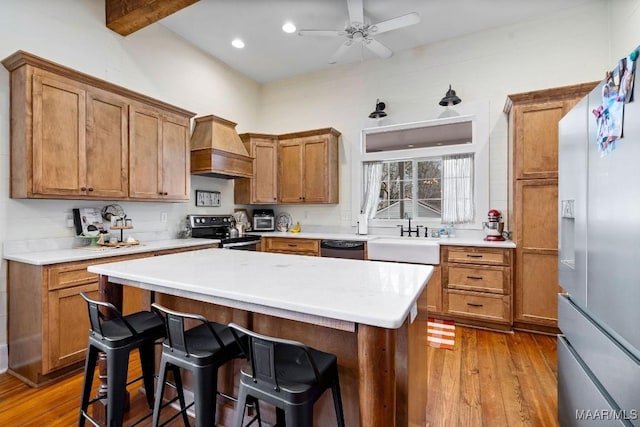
[129,105,190,201]
[505,85,598,181]
[234,133,279,204]
[235,128,341,205]
[2,50,195,201]
[278,128,340,204]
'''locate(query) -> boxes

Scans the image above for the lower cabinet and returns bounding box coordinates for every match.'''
[423,265,442,314]
[262,237,320,256]
[440,245,514,331]
[7,244,216,386]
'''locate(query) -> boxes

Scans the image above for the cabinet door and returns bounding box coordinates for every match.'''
[515,179,559,326]
[86,89,129,198]
[161,114,190,200]
[515,100,581,179]
[279,141,304,203]
[32,72,86,196]
[44,284,98,374]
[515,251,558,326]
[129,105,162,199]
[253,140,278,203]
[303,137,329,203]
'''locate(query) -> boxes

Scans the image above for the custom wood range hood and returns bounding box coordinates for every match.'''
[190,115,254,179]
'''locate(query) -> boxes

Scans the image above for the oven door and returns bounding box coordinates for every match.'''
[222,240,259,251]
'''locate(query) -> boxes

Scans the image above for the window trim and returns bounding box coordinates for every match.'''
[353,111,489,231]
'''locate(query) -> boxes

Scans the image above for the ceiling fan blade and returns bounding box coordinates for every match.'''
[369,12,420,35]
[347,0,364,25]
[329,40,354,64]
[364,38,393,59]
[298,29,346,37]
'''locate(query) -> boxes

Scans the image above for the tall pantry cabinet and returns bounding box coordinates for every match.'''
[504,82,597,332]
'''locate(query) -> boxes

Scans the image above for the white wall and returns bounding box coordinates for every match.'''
[0,0,261,371]
[257,0,620,230]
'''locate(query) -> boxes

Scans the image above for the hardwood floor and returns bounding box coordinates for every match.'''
[0,353,186,427]
[0,326,558,426]
[425,326,559,427]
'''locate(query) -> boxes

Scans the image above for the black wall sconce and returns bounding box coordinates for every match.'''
[439,85,462,106]
[368,99,387,119]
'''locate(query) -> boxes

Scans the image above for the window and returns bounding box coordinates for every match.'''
[358,114,487,228]
[364,154,474,222]
[373,158,442,220]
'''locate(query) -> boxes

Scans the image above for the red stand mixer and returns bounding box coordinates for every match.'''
[483,209,505,241]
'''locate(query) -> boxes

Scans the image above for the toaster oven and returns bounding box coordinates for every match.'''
[253,209,275,231]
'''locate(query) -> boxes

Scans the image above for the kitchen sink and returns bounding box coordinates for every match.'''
[367,237,440,265]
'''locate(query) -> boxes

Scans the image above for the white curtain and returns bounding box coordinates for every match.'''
[361,162,383,219]
[441,153,474,223]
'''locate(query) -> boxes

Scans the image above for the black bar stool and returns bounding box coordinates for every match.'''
[228,323,345,427]
[78,292,166,427]
[151,303,260,427]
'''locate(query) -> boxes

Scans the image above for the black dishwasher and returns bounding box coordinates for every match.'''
[320,240,366,260]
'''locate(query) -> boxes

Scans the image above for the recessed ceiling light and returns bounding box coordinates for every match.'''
[231,38,245,49]
[282,22,296,34]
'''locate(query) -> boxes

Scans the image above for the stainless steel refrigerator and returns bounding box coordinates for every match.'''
[558,63,640,424]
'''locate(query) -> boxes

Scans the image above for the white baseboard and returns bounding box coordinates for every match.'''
[0,344,7,374]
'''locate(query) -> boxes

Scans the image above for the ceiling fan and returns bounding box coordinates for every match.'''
[298,0,420,64]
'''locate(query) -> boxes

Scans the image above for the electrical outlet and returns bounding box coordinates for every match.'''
[65,213,75,228]
[160,212,168,223]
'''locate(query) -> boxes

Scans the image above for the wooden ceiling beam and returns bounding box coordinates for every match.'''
[106,0,199,36]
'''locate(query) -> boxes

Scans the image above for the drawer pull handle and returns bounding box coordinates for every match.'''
[466,254,483,258]
[287,244,298,247]
[467,302,484,307]
[467,275,483,280]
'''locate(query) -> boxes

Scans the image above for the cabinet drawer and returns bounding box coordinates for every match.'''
[445,290,511,323]
[48,261,98,291]
[264,238,320,256]
[447,265,508,294]
[446,247,508,266]
[48,254,146,291]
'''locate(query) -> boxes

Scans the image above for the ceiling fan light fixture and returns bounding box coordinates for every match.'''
[369,99,387,119]
[439,84,462,106]
[282,22,297,34]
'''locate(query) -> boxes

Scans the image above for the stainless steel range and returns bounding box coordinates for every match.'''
[188,214,261,250]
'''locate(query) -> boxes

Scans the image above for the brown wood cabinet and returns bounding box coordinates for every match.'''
[278,128,340,204]
[86,88,130,198]
[7,244,216,386]
[505,82,597,332]
[234,133,279,204]
[441,245,513,331]
[14,69,129,199]
[129,105,190,201]
[423,265,442,314]
[262,237,320,256]
[2,50,194,201]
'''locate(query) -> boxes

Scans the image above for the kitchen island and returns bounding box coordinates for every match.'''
[89,248,434,427]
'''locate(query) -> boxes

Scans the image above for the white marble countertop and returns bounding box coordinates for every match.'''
[257,231,516,249]
[88,249,434,329]
[3,238,220,265]
[3,230,514,266]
